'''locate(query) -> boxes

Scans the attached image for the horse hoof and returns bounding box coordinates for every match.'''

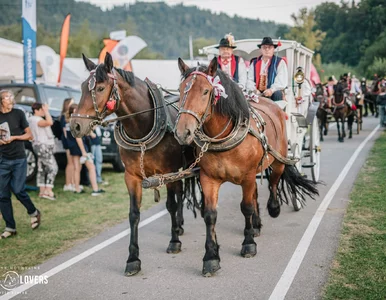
[167,241,182,254]
[323,130,327,135]
[349,135,352,139]
[124,260,141,276]
[176,227,184,236]
[202,260,221,277]
[241,244,257,258]
[253,228,261,237]
[267,205,280,218]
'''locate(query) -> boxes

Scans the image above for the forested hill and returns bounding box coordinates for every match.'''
[0,0,281,58]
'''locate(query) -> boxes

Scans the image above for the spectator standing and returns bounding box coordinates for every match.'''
[67,104,105,196]
[376,86,386,127]
[60,98,75,191]
[0,90,41,239]
[29,103,58,200]
[90,126,107,185]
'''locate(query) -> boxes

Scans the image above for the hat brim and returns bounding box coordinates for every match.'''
[215,45,237,49]
[258,44,278,49]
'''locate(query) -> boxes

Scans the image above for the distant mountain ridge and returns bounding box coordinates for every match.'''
[0,0,281,58]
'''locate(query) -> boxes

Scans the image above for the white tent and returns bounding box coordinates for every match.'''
[0,37,206,90]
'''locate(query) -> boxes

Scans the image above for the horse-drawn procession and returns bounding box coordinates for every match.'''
[68,35,381,277]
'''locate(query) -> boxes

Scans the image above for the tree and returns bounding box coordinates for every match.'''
[284,8,326,68]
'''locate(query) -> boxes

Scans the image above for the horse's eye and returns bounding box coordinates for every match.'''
[203,89,209,95]
[97,86,105,92]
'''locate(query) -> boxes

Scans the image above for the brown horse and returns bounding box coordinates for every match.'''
[333,80,354,142]
[70,53,199,276]
[174,58,319,276]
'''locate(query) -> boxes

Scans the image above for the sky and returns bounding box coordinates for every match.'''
[77,0,343,25]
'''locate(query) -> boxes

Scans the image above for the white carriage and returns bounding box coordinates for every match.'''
[200,39,321,208]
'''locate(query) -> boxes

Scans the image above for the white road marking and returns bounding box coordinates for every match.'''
[268,124,380,300]
[0,210,168,300]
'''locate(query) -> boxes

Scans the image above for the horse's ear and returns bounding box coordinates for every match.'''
[208,57,217,77]
[104,52,114,73]
[82,53,97,71]
[178,58,189,74]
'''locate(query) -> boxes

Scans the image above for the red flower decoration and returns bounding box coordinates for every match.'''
[277,41,282,47]
[106,100,116,111]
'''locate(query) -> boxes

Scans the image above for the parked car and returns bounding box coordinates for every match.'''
[0,82,124,181]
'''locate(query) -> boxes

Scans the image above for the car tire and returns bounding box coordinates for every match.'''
[25,147,38,182]
[112,154,125,172]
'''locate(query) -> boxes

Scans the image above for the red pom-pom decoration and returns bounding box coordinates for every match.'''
[277,41,282,47]
[106,100,116,111]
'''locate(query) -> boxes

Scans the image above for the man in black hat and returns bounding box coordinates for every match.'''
[216,33,247,88]
[246,37,288,101]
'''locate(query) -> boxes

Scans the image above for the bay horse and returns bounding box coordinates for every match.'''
[174,58,319,276]
[333,80,354,142]
[70,53,199,276]
[315,83,329,141]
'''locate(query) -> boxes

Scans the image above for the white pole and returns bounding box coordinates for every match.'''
[189,35,193,61]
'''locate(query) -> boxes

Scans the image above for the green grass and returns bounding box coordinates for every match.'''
[0,166,165,275]
[322,131,386,300]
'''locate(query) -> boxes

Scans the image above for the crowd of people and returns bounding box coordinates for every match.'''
[0,90,108,240]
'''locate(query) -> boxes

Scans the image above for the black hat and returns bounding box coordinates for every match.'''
[328,76,334,81]
[257,37,278,48]
[215,33,237,49]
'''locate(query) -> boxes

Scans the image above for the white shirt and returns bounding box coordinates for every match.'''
[246,57,288,93]
[350,79,361,94]
[219,56,247,89]
[28,115,55,146]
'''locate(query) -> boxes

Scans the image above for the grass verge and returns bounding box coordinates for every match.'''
[0,166,165,276]
[322,131,386,300]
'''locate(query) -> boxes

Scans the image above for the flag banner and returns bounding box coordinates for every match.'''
[22,0,37,83]
[110,36,147,70]
[58,14,71,84]
[98,39,119,63]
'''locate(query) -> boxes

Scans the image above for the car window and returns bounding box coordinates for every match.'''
[42,87,72,111]
[70,90,81,103]
[2,86,37,106]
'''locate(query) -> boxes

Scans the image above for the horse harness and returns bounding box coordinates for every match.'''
[114,78,176,152]
[178,71,298,166]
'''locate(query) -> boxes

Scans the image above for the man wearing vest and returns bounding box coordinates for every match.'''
[216,33,247,88]
[246,37,288,101]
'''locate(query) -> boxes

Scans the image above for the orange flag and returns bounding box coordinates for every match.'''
[57,14,71,84]
[98,39,119,63]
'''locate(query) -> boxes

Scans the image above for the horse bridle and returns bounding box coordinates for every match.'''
[176,70,215,130]
[71,65,121,127]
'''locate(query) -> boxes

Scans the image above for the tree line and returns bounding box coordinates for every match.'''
[0,0,278,59]
[0,0,384,77]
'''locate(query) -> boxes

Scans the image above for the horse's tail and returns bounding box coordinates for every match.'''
[183,176,202,218]
[277,165,319,207]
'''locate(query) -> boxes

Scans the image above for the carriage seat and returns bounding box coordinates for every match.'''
[275,100,287,110]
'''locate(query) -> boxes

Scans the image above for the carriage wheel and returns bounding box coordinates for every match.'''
[310,116,321,183]
[291,144,302,211]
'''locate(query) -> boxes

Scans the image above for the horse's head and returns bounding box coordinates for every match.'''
[70,52,121,137]
[174,57,219,145]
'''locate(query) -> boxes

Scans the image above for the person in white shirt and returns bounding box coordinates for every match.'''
[246,37,288,101]
[216,33,247,89]
[29,103,58,200]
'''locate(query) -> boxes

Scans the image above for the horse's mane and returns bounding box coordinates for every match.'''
[94,63,136,87]
[181,65,250,121]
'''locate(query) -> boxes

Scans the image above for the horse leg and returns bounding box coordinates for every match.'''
[240,176,260,257]
[318,117,324,142]
[201,173,221,277]
[342,117,346,139]
[166,181,183,254]
[267,161,285,218]
[336,118,343,142]
[348,115,353,139]
[124,175,142,276]
[323,111,328,136]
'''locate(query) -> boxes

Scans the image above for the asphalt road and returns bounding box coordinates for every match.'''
[1,116,382,300]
